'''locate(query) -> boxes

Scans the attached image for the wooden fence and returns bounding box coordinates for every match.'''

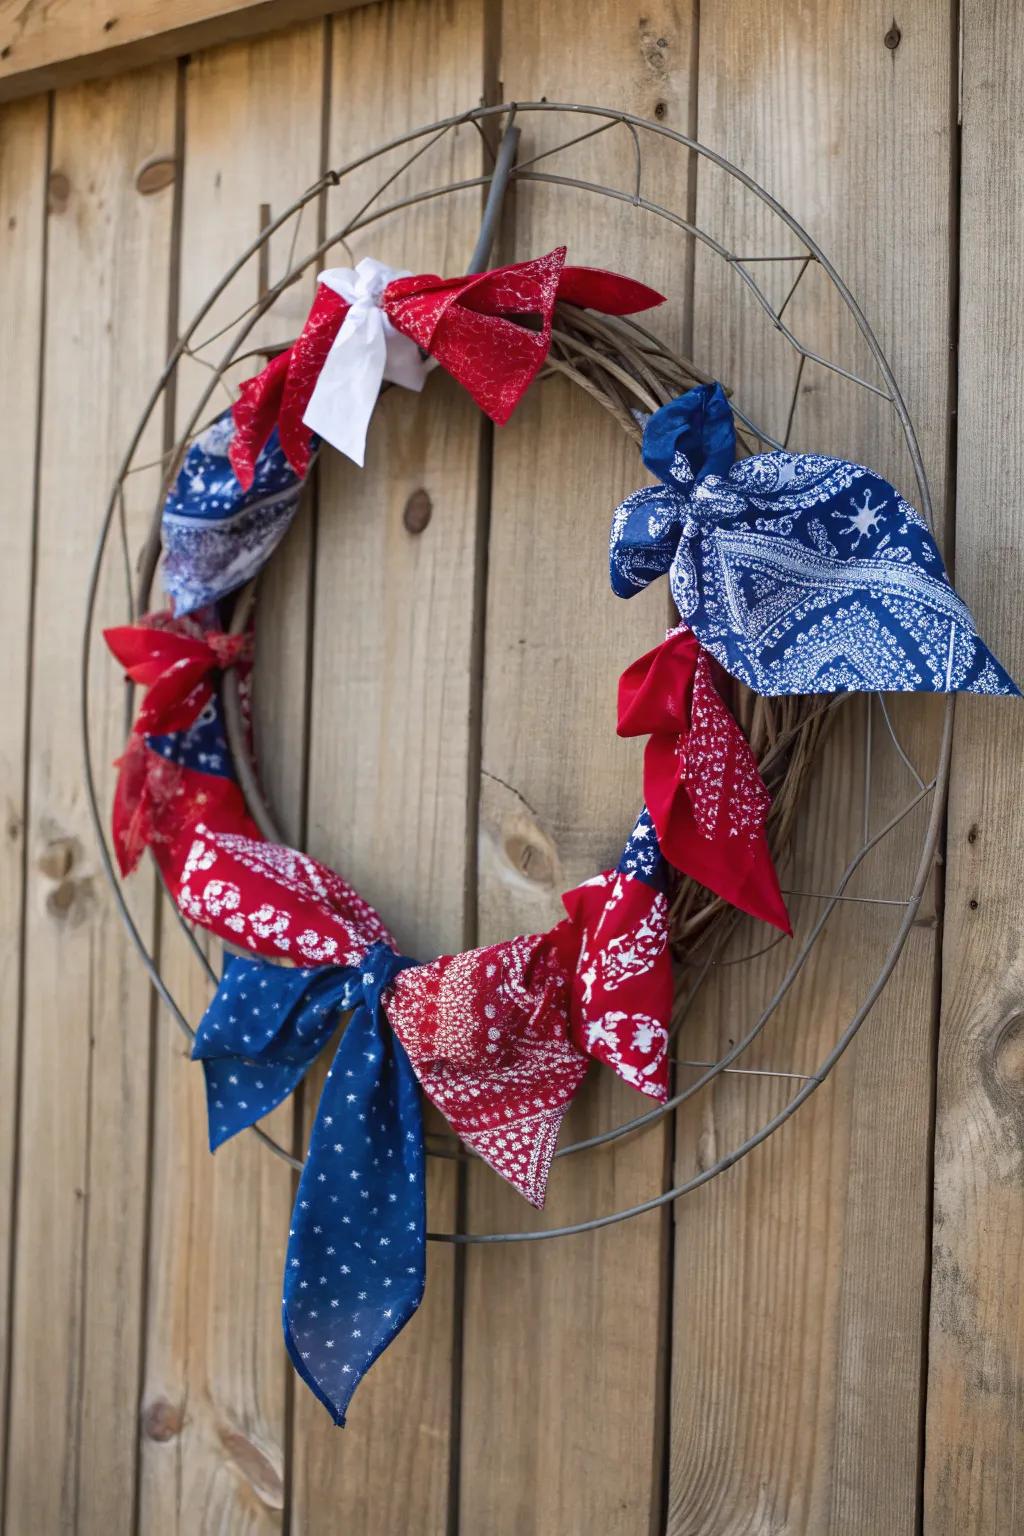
[1,0,1022,1530]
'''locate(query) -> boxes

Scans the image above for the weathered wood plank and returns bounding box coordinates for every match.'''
[0,91,48,1516]
[669,4,955,1532]
[288,2,486,1528]
[0,0,365,104]
[460,7,696,1534]
[3,68,176,1536]
[924,1,1024,1527]
[137,26,324,1534]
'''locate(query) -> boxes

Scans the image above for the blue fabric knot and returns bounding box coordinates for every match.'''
[193,940,424,1425]
[161,410,308,616]
[609,383,1019,696]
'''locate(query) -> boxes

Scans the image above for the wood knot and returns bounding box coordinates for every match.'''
[36,835,78,881]
[979,1011,1024,1172]
[989,1012,1024,1088]
[217,1426,285,1508]
[402,488,432,534]
[141,1398,184,1441]
[696,1123,717,1173]
[502,826,556,887]
[884,20,902,49]
[135,155,177,196]
[47,172,71,215]
[37,832,93,923]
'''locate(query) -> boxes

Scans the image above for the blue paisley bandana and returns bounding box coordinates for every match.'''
[162,410,309,616]
[610,384,1018,696]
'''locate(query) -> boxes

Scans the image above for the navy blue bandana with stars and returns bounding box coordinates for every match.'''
[193,942,424,1425]
[610,383,1018,697]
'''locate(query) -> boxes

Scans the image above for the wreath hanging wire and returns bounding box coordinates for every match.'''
[82,102,954,1245]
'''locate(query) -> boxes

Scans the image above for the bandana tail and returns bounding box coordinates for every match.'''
[282,945,424,1425]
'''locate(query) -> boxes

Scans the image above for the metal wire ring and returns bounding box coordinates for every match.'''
[82,102,949,1242]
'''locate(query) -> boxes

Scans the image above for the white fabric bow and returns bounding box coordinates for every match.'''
[301,258,435,467]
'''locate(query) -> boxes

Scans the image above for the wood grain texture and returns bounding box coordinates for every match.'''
[0,91,47,1515]
[0,0,366,104]
[924,1,1024,1527]
[669,3,955,1531]
[4,4,1024,1530]
[288,3,486,1529]
[3,68,176,1536]
[459,7,695,1534]
[137,26,323,1535]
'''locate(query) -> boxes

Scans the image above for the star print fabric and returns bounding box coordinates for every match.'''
[609,383,1019,696]
[617,626,789,933]
[193,955,365,1148]
[161,409,308,616]
[195,944,424,1426]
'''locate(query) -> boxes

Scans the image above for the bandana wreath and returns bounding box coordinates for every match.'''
[107,246,1017,1426]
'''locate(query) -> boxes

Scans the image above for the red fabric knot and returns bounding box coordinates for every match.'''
[172,825,395,967]
[552,870,673,1102]
[206,630,252,670]
[384,933,589,1208]
[105,612,251,739]
[228,246,665,489]
[617,627,791,934]
[103,612,256,877]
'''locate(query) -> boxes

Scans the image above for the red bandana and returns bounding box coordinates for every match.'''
[173,823,395,967]
[104,616,256,876]
[556,869,673,1100]
[229,247,664,488]
[384,933,588,1208]
[618,628,790,933]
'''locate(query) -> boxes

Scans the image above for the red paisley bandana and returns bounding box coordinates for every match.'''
[384,933,588,1207]
[229,247,664,488]
[173,823,395,967]
[556,869,672,1101]
[104,614,256,876]
[618,627,791,933]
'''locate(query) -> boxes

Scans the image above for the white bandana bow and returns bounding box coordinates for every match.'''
[301,258,435,467]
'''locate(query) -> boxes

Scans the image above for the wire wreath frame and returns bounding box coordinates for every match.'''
[82,101,954,1245]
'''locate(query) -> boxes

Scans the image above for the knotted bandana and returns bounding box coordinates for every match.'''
[184,814,678,1415]
[104,612,257,874]
[557,860,673,1100]
[175,823,395,967]
[610,383,1019,696]
[618,627,789,933]
[229,247,665,485]
[161,412,307,616]
[193,943,424,1426]
[302,258,435,466]
[384,932,589,1208]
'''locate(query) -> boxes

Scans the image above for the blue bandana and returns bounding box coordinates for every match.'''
[161,410,308,616]
[610,384,1018,697]
[617,805,666,887]
[193,943,424,1425]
